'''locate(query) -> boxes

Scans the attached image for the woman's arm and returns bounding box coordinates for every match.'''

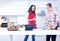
[52,12,58,30]
[45,16,51,30]
[28,18,36,21]
[52,20,58,30]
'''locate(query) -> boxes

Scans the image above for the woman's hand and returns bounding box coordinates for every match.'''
[51,21,58,30]
[45,22,51,30]
[28,19,33,21]
[28,18,36,21]
[32,18,36,21]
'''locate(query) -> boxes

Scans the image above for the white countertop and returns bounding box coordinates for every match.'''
[0,28,60,35]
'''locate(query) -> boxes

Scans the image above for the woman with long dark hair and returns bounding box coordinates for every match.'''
[28,5,36,29]
[24,5,37,41]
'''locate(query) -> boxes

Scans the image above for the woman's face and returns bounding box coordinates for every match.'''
[32,6,35,11]
[46,5,52,11]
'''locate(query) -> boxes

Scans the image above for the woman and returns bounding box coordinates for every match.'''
[24,5,37,41]
[45,3,58,41]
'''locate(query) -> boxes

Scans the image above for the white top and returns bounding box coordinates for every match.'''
[45,10,58,27]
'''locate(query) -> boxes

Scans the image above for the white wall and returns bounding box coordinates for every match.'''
[0,1,28,15]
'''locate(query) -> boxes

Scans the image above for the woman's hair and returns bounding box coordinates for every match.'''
[28,5,36,15]
[46,3,52,7]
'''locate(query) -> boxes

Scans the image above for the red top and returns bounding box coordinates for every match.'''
[28,13,36,29]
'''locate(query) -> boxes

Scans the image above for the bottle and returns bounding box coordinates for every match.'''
[8,19,10,27]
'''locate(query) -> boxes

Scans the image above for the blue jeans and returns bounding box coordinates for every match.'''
[24,35,35,41]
